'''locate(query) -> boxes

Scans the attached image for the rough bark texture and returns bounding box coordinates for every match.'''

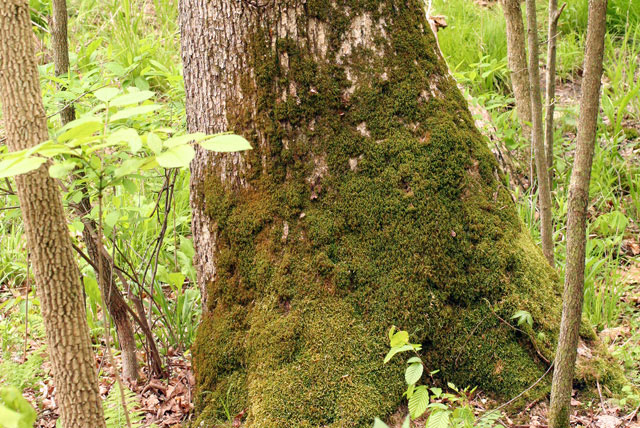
[548,1,607,427]
[51,0,140,382]
[51,0,75,125]
[501,0,532,133]
[0,2,106,427]
[180,1,562,426]
[525,0,554,266]
[544,0,562,180]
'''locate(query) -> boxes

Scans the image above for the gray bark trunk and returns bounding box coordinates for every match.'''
[548,1,607,427]
[0,2,106,427]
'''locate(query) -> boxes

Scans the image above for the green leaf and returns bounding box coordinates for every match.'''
[94,87,120,102]
[164,133,206,148]
[156,144,195,169]
[57,117,103,142]
[402,415,411,428]
[104,211,120,229]
[110,104,161,121]
[199,133,253,152]
[408,386,429,419]
[0,404,22,428]
[426,410,451,428]
[121,178,138,195]
[372,417,389,428]
[511,310,533,328]
[384,344,413,364]
[113,158,147,178]
[109,90,154,107]
[48,160,78,178]
[145,132,163,154]
[106,128,142,153]
[0,387,37,428]
[390,330,409,348]
[407,356,422,364]
[405,362,423,385]
[0,157,47,178]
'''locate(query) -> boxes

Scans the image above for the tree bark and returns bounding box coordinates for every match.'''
[548,1,607,427]
[0,2,106,427]
[50,0,140,382]
[525,0,555,266]
[180,1,562,426]
[501,0,533,133]
[544,0,564,184]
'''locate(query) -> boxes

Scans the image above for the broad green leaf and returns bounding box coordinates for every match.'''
[110,104,161,121]
[390,330,409,348]
[145,132,163,154]
[199,133,253,152]
[109,90,154,107]
[70,219,85,233]
[30,141,77,157]
[156,144,195,169]
[452,407,474,425]
[0,386,37,428]
[372,417,389,428]
[104,211,120,229]
[388,326,396,342]
[405,383,415,399]
[426,410,451,428]
[0,157,47,178]
[49,160,78,178]
[405,362,423,385]
[402,415,411,428]
[114,158,146,178]
[107,128,142,153]
[0,404,22,428]
[121,178,138,195]
[430,387,442,397]
[94,87,120,102]
[407,356,422,364]
[408,386,429,419]
[164,133,206,148]
[384,344,413,364]
[57,117,103,142]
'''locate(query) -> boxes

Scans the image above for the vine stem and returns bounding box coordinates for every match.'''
[97,106,132,428]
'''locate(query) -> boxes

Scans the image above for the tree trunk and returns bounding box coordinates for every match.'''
[0,2,106,428]
[180,1,562,426]
[548,1,607,427]
[526,0,555,266]
[544,0,564,183]
[501,0,533,133]
[51,0,140,382]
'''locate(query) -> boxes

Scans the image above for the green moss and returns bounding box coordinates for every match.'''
[575,343,628,396]
[191,0,563,426]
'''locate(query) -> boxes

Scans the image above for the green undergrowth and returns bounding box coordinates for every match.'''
[191,1,563,426]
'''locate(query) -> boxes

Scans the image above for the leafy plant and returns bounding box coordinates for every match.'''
[374,327,503,428]
[0,387,37,428]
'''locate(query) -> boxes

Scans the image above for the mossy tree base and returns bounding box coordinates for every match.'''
[179,1,562,426]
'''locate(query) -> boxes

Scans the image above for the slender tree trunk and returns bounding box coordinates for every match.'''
[501,0,533,132]
[526,0,555,266]
[548,1,607,427]
[180,1,562,426]
[0,2,106,427]
[544,0,565,184]
[50,0,74,125]
[50,0,140,382]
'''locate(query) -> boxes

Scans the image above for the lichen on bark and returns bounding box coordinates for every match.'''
[180,1,562,426]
